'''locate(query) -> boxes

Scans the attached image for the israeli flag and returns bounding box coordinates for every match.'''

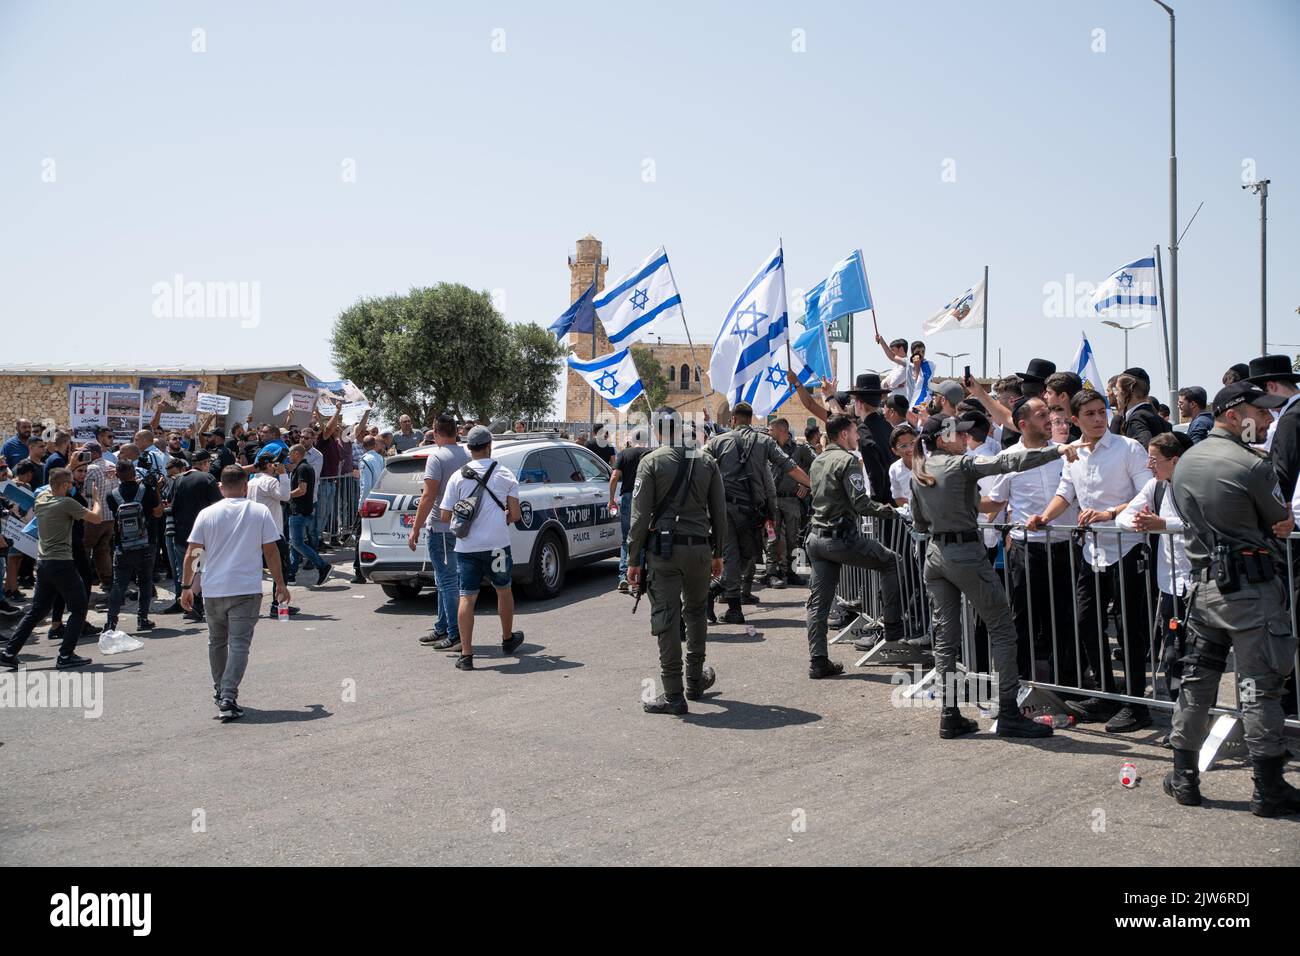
[912,360,935,407]
[567,348,645,409]
[803,249,872,329]
[593,246,682,347]
[1070,332,1109,409]
[1089,256,1157,327]
[710,245,790,417]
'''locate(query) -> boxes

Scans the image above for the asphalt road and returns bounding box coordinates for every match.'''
[1,555,1296,866]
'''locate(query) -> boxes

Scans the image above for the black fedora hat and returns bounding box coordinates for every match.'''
[1246,354,1300,385]
[846,373,889,397]
[1016,358,1057,383]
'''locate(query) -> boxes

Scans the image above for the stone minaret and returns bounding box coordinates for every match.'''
[565,234,611,422]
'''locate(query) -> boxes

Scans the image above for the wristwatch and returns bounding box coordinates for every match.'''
[181,583,192,591]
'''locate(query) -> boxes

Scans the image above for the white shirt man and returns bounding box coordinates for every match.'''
[1116,477,1190,597]
[888,457,912,506]
[439,456,520,554]
[966,429,1003,548]
[247,466,292,536]
[1052,429,1149,569]
[987,444,1077,544]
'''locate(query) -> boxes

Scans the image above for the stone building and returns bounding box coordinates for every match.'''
[560,235,833,427]
[0,364,324,439]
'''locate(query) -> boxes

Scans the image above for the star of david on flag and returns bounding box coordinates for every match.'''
[710,245,793,417]
[592,245,683,347]
[567,348,645,409]
[923,276,986,335]
[1089,256,1157,327]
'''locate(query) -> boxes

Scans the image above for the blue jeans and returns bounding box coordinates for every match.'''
[426,531,459,638]
[288,514,326,576]
[166,534,185,588]
[618,492,633,579]
[317,480,337,543]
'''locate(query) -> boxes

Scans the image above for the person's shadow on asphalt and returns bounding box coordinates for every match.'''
[227,703,332,724]
[681,696,821,730]
[476,644,584,674]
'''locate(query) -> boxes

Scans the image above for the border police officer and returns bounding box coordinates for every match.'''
[765,417,813,589]
[805,414,914,678]
[704,402,810,625]
[1164,382,1300,816]
[912,415,1077,739]
[628,408,727,716]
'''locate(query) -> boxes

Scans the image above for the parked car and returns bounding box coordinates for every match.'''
[357,433,622,601]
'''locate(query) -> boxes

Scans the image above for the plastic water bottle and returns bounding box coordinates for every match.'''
[1033,713,1076,729]
[745,624,756,638]
[1119,762,1139,788]
[278,604,289,624]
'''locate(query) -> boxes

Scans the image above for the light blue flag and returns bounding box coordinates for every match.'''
[803,249,872,329]
[792,321,833,383]
[567,348,645,409]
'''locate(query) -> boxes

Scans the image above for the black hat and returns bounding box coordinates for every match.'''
[846,373,889,398]
[1016,358,1057,383]
[1121,366,1151,385]
[885,394,909,416]
[1212,382,1286,417]
[208,427,226,438]
[1225,362,1250,382]
[833,391,851,408]
[1246,354,1300,386]
[191,449,211,463]
[918,415,974,442]
[958,410,990,439]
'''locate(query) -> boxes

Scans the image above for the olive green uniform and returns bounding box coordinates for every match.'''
[704,425,794,601]
[627,446,727,696]
[910,445,1067,706]
[766,436,814,578]
[1169,427,1295,760]
[805,442,902,660]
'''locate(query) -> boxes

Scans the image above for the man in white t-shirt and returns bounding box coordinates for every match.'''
[181,465,290,721]
[438,426,524,671]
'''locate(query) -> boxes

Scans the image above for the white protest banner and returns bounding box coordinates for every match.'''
[159,413,196,432]
[227,399,253,425]
[2,515,37,559]
[68,384,130,442]
[196,393,231,415]
[272,390,316,416]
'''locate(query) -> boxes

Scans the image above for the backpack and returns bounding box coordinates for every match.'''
[112,484,150,552]
[450,461,505,539]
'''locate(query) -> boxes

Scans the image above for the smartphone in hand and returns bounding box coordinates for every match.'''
[963,365,972,388]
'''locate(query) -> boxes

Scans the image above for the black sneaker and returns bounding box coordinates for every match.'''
[721,601,746,625]
[684,665,716,701]
[1063,696,1121,724]
[939,709,980,739]
[316,564,331,587]
[455,654,474,671]
[82,623,103,637]
[996,710,1053,738]
[644,693,688,715]
[740,594,760,606]
[784,571,806,587]
[56,653,92,669]
[0,650,18,670]
[1104,704,1152,734]
[419,631,447,647]
[434,636,461,651]
[48,623,65,642]
[218,697,244,721]
[158,600,184,615]
[502,631,525,654]
[853,634,882,652]
[0,600,21,618]
[136,620,156,632]
[808,657,845,679]
[767,574,787,590]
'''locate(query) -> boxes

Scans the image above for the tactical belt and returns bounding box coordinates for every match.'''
[672,534,710,546]
[934,531,980,544]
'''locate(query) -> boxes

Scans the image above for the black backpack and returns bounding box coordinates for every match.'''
[111,485,151,553]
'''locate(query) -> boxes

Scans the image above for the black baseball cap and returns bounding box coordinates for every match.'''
[1212,382,1286,417]
[919,415,974,441]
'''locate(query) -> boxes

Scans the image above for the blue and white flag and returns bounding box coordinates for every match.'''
[592,246,682,347]
[1089,256,1157,327]
[923,276,986,335]
[549,282,596,339]
[803,249,872,329]
[1070,332,1109,409]
[792,320,833,383]
[912,360,935,407]
[567,348,644,409]
[710,245,790,417]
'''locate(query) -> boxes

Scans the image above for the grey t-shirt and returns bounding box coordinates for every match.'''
[393,431,422,453]
[422,442,471,533]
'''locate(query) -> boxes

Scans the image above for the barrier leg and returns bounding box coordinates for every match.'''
[1197,714,1247,773]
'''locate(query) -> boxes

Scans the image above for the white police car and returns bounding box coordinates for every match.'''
[357,433,623,601]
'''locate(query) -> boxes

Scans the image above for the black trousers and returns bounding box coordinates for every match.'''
[106,550,155,628]
[5,560,89,658]
[50,543,93,626]
[1007,539,1080,684]
[1075,545,1155,700]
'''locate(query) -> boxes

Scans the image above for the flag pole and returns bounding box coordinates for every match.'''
[662,254,705,402]
[1154,243,1173,411]
[982,264,989,378]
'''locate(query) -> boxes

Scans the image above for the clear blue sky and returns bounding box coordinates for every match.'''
[3,0,1296,408]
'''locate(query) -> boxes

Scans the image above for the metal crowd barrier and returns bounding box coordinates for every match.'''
[319,475,360,544]
[832,514,1300,769]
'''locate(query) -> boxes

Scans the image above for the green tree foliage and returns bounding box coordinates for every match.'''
[331,284,565,425]
[630,345,669,410]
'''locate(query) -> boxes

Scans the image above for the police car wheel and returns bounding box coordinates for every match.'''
[523,531,566,600]
[380,583,423,601]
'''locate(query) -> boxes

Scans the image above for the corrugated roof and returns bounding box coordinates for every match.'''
[0,363,323,379]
